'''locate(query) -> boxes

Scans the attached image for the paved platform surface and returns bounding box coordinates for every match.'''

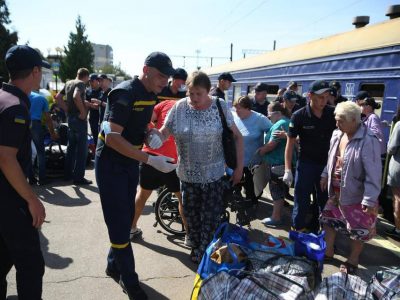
[5,165,400,299]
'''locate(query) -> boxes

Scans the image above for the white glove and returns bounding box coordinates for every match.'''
[147,132,163,149]
[282,170,293,187]
[147,155,177,173]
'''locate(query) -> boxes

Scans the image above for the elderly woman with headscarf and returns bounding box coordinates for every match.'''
[320,102,382,275]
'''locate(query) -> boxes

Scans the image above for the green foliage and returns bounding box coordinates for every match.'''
[0,0,18,82]
[100,63,132,80]
[59,16,94,82]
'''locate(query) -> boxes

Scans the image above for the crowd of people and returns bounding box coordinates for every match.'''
[1,44,400,300]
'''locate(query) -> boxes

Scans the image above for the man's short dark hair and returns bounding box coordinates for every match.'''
[9,68,35,81]
[77,68,90,79]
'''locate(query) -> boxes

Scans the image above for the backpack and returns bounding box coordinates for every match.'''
[45,142,66,177]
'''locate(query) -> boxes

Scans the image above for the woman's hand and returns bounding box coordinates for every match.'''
[231,167,243,186]
[320,177,328,191]
[272,130,287,139]
[362,205,378,216]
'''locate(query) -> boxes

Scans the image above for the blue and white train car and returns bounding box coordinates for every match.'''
[204,17,400,141]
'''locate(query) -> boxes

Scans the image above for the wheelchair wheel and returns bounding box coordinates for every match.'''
[154,190,186,236]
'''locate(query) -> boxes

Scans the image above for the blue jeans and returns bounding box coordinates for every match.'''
[65,116,88,181]
[31,121,46,181]
[95,154,140,288]
[292,161,328,232]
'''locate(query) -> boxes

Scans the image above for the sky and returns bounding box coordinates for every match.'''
[6,0,399,76]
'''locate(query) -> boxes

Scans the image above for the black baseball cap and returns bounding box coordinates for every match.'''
[283,90,298,102]
[330,81,341,90]
[254,82,268,92]
[287,81,298,88]
[329,87,337,98]
[5,45,51,72]
[98,74,108,80]
[218,72,236,82]
[309,80,330,94]
[355,90,370,101]
[145,52,175,76]
[173,68,188,81]
[89,73,99,81]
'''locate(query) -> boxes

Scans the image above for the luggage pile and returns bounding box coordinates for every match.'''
[191,222,400,300]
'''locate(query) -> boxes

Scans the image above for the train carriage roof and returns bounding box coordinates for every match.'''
[204,18,400,75]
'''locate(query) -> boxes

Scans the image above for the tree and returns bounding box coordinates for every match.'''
[100,63,132,80]
[59,16,93,82]
[0,0,18,82]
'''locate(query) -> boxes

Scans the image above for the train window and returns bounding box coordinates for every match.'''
[359,83,385,117]
[247,84,279,95]
[233,84,242,101]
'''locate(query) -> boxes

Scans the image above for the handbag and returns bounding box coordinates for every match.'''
[215,98,237,169]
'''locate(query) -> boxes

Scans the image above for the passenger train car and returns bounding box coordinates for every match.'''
[204,17,400,142]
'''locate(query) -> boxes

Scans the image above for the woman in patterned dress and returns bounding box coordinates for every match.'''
[320,102,382,274]
[153,71,243,263]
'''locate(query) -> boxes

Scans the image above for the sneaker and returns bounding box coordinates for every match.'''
[73,178,93,185]
[130,227,143,241]
[261,217,283,226]
[385,228,400,239]
[119,280,148,300]
[184,235,193,247]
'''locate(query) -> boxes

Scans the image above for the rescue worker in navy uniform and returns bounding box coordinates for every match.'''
[157,67,187,103]
[0,45,49,300]
[86,73,102,146]
[95,52,177,300]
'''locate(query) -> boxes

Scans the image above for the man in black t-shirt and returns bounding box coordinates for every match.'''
[251,82,270,117]
[284,80,336,233]
[96,52,177,300]
[157,67,187,103]
[330,81,348,105]
[86,73,102,146]
[0,45,49,300]
[210,72,236,101]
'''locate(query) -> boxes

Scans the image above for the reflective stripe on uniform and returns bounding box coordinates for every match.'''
[98,133,143,149]
[111,242,129,249]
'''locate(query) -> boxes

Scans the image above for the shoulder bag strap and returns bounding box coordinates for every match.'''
[215,97,228,130]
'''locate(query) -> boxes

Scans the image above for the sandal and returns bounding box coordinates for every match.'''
[339,261,358,275]
[190,249,200,264]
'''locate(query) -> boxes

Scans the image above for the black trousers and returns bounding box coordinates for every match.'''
[0,184,44,300]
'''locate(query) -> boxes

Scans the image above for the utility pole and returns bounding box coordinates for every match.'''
[230,43,233,62]
[273,40,276,51]
[195,49,201,70]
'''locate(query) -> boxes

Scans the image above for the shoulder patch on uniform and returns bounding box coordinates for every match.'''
[14,116,26,124]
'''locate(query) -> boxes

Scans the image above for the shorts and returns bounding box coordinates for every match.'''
[320,201,377,241]
[268,166,286,201]
[139,161,180,192]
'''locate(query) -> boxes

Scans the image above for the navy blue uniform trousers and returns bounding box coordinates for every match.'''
[0,184,44,300]
[95,154,140,288]
[292,160,328,232]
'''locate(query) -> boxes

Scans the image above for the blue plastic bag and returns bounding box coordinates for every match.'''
[197,222,250,279]
[289,230,326,271]
[249,235,295,256]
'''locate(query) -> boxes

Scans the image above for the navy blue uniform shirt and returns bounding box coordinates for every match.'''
[157,82,186,103]
[288,104,336,165]
[96,77,156,164]
[0,83,31,179]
